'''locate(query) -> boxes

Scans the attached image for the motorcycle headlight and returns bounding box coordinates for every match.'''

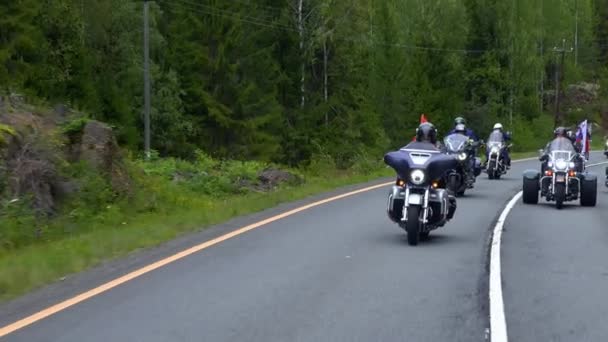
[491,147,500,154]
[569,162,575,168]
[457,152,467,161]
[410,169,426,185]
[605,141,608,147]
[555,159,568,170]
[548,161,553,168]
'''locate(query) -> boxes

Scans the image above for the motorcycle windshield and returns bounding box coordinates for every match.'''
[487,131,504,149]
[444,134,468,153]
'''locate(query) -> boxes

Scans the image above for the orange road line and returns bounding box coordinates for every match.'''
[0,181,393,338]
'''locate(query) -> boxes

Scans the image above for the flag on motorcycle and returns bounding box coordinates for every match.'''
[576,120,590,159]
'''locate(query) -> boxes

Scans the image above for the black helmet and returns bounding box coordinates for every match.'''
[454,117,466,126]
[553,127,566,137]
[416,122,437,144]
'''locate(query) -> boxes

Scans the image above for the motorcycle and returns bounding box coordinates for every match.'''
[442,133,481,196]
[522,142,597,209]
[604,138,608,158]
[485,131,511,180]
[384,147,458,246]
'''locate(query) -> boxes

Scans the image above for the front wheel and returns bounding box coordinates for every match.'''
[555,183,565,209]
[405,206,421,246]
[488,160,496,179]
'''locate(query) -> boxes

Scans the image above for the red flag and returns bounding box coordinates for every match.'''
[420,114,428,123]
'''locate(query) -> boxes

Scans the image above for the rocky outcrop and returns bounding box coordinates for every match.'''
[67,120,133,196]
[257,168,302,190]
[0,98,132,215]
[0,111,60,215]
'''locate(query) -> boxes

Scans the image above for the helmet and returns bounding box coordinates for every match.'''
[454,123,466,134]
[416,122,438,144]
[454,117,466,126]
[553,127,566,137]
[493,123,503,131]
[566,128,575,139]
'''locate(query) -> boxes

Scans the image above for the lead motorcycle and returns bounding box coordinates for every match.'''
[485,131,511,180]
[604,137,608,158]
[442,133,481,196]
[522,139,597,209]
[384,147,458,246]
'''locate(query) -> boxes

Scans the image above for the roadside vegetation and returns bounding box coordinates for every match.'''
[1,0,608,301]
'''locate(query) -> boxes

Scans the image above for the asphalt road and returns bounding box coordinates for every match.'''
[502,153,608,342]
[0,155,605,342]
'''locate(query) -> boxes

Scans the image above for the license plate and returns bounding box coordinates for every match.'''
[556,175,566,182]
[408,193,422,205]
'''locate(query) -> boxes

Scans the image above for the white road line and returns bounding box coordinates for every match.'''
[490,155,606,341]
[489,191,523,342]
[512,157,537,163]
[586,161,608,168]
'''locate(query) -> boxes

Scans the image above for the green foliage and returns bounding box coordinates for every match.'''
[59,117,90,137]
[0,124,16,146]
[138,150,268,197]
[1,0,604,163]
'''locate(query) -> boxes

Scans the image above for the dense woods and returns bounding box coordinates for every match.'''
[1,0,606,166]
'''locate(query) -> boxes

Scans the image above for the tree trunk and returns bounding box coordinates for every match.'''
[324,38,328,126]
[298,0,305,108]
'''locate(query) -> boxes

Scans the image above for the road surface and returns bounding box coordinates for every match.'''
[0,154,606,342]
[502,154,608,342]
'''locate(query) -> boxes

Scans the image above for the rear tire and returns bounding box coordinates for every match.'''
[405,206,421,246]
[522,177,539,204]
[555,183,565,209]
[580,177,597,207]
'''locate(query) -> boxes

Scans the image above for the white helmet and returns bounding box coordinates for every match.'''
[493,123,503,130]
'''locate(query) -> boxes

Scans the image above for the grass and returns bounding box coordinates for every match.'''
[0,148,540,304]
[0,162,392,303]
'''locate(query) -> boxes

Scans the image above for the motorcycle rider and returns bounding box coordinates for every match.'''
[402,122,458,210]
[448,117,479,141]
[445,123,477,188]
[484,123,512,169]
[540,127,584,174]
[404,122,440,151]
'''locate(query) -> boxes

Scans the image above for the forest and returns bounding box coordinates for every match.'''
[1,0,606,168]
